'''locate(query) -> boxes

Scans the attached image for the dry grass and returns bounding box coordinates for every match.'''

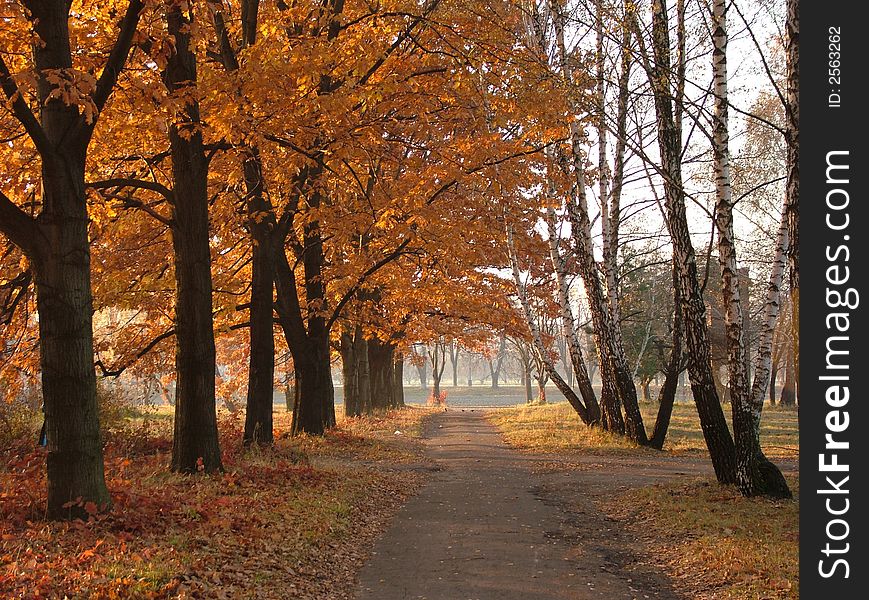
[489,401,799,599]
[0,406,434,599]
[610,477,799,599]
[488,401,799,459]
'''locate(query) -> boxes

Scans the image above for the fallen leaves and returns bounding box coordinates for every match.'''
[0,408,431,598]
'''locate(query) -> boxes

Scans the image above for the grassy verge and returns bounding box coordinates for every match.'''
[487,401,798,459]
[610,478,799,599]
[488,401,799,599]
[0,406,434,599]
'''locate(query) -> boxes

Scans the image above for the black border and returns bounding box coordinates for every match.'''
[799,3,865,596]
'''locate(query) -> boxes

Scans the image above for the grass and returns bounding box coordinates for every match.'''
[488,401,799,459]
[488,400,799,599]
[0,405,435,599]
[611,477,799,599]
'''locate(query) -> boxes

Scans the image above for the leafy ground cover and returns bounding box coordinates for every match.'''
[1,406,436,599]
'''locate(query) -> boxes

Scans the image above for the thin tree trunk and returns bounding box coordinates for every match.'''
[649,264,683,450]
[506,223,592,424]
[544,204,600,423]
[449,341,459,387]
[164,5,222,474]
[210,0,275,448]
[393,352,405,408]
[243,148,275,446]
[712,0,789,498]
[780,345,796,406]
[551,0,646,444]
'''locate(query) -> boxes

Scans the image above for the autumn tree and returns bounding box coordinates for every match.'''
[0,0,144,518]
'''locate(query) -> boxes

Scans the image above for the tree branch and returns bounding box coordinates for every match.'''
[0,189,41,257]
[88,178,175,203]
[326,237,412,332]
[0,53,52,156]
[91,0,146,115]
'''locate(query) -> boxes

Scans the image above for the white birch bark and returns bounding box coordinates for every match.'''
[749,209,789,413]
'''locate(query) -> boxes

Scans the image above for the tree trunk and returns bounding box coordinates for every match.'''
[524,365,533,404]
[340,329,360,417]
[599,371,625,434]
[449,342,459,387]
[637,0,737,483]
[506,224,592,424]
[551,0,646,445]
[641,379,651,403]
[393,352,405,407]
[768,365,778,406]
[544,205,600,423]
[712,0,789,498]
[369,339,396,412]
[416,357,428,390]
[785,0,799,407]
[35,203,110,518]
[355,329,372,414]
[780,346,796,406]
[291,334,335,435]
[649,264,683,450]
[164,5,222,474]
[211,0,275,448]
[243,150,275,447]
[2,0,144,520]
[536,378,547,405]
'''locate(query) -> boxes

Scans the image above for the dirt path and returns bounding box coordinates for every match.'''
[355,409,679,600]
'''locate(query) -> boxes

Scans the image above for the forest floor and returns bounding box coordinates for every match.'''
[0,406,439,599]
[488,403,799,600]
[1,401,799,599]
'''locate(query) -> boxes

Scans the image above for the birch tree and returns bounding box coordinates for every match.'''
[710,0,789,497]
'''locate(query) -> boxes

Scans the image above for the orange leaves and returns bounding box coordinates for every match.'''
[43,68,99,123]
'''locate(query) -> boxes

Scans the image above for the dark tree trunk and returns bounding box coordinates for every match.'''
[393,352,405,407]
[2,0,143,520]
[641,380,651,402]
[340,329,360,417]
[649,366,680,450]
[243,151,275,447]
[631,0,737,484]
[163,6,222,474]
[369,339,396,412]
[780,346,796,406]
[524,365,533,404]
[599,367,625,434]
[768,367,778,406]
[291,334,335,435]
[356,331,372,414]
[35,187,110,518]
[650,265,683,450]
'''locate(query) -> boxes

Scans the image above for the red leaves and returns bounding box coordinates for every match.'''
[1,409,428,598]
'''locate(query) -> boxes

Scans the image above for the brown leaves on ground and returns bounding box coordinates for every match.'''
[0,407,434,599]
